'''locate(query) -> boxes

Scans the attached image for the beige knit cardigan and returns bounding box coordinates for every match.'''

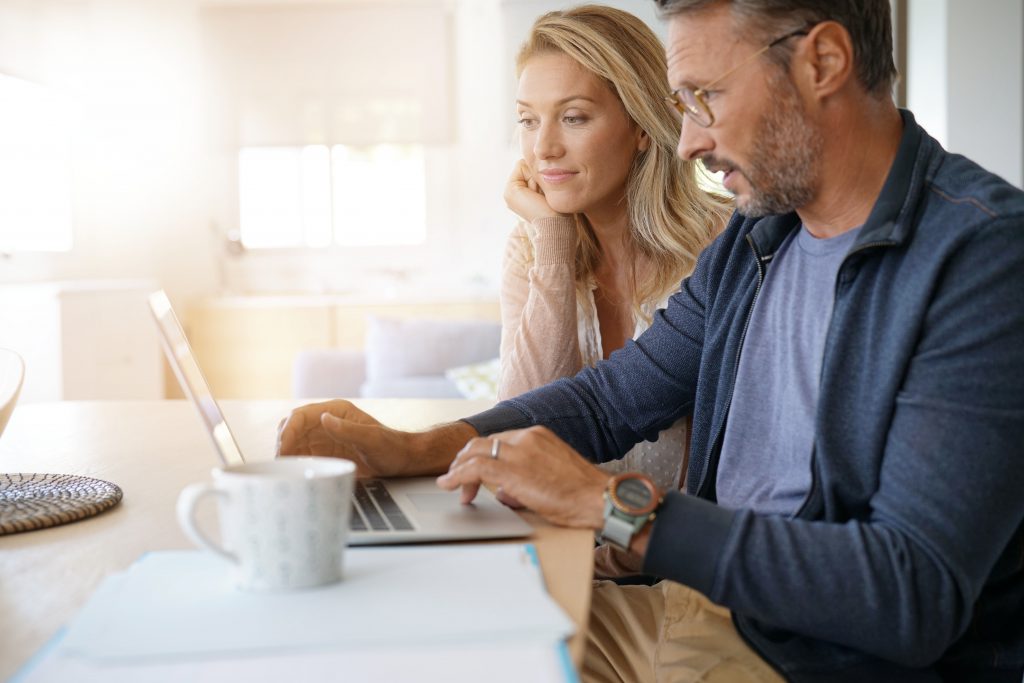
[497,216,689,494]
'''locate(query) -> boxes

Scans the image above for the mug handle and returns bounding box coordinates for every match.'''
[176,482,237,564]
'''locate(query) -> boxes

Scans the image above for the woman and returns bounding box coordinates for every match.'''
[500,5,731,493]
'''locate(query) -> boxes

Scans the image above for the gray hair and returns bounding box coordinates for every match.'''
[654,0,897,97]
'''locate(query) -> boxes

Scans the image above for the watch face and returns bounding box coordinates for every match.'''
[614,477,655,515]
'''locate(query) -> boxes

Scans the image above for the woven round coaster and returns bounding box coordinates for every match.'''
[0,473,123,535]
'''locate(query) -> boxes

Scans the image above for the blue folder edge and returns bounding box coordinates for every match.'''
[524,544,543,580]
[523,543,581,683]
[557,641,581,683]
[10,625,66,683]
[12,544,580,683]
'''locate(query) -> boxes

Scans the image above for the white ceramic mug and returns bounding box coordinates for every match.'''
[177,457,355,591]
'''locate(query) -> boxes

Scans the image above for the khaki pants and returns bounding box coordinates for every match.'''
[583,580,786,683]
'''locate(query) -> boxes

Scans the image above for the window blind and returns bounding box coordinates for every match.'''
[201,2,454,147]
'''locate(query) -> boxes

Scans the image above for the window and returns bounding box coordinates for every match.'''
[0,74,73,253]
[204,3,449,253]
[237,144,426,249]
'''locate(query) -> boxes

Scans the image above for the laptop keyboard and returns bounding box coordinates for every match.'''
[350,479,415,532]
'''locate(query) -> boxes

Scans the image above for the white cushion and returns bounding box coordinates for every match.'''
[444,357,500,400]
[364,316,501,381]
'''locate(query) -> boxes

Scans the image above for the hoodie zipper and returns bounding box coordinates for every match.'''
[697,235,771,498]
[790,237,898,519]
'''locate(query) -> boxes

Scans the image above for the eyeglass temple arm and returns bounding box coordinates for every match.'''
[698,26,811,93]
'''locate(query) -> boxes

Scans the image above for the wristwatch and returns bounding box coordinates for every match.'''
[597,472,662,552]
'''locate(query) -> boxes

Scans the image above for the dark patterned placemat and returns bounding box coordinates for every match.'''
[0,473,123,535]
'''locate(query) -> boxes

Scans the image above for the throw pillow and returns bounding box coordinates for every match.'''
[444,357,500,400]
[364,316,502,381]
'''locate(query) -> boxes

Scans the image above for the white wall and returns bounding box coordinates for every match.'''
[906,0,947,143]
[0,0,219,302]
[908,0,1024,187]
[0,0,661,311]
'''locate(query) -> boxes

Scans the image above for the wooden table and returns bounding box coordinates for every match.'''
[0,399,594,680]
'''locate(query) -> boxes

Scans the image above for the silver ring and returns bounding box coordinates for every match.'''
[490,439,501,460]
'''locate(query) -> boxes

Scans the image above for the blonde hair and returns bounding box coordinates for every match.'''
[516,4,731,319]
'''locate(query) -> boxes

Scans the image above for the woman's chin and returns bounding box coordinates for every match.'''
[545,197,584,215]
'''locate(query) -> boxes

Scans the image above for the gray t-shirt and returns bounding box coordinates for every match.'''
[716,225,861,515]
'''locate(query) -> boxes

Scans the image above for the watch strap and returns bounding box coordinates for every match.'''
[597,473,661,552]
[599,512,637,551]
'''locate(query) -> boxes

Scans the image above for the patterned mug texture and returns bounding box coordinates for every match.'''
[177,457,355,591]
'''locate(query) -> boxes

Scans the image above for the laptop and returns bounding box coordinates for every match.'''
[148,290,532,546]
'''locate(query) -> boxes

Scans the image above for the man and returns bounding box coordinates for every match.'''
[279,1,1024,680]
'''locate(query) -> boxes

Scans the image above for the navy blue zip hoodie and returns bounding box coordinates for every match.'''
[466,111,1024,682]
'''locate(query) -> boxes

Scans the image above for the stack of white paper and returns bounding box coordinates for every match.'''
[16,544,578,682]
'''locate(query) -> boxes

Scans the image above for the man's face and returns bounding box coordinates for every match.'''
[666,6,822,216]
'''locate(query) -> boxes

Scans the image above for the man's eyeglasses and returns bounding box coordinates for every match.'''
[665,26,811,128]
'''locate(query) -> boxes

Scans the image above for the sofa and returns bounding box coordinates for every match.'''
[292,316,501,400]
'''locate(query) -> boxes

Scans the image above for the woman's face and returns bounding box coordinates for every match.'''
[516,52,647,221]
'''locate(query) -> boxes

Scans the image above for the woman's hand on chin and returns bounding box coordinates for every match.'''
[504,159,563,224]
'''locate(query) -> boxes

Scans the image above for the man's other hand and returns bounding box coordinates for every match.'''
[437,426,608,529]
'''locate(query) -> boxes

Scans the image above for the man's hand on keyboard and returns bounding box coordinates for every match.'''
[278,400,410,476]
[277,399,477,477]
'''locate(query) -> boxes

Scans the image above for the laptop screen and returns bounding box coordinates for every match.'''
[149,290,245,466]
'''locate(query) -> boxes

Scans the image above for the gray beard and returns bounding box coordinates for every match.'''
[736,75,823,217]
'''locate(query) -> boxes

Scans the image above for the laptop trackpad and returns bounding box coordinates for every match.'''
[407,492,468,512]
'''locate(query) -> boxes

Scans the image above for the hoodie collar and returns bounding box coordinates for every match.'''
[747,109,929,257]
